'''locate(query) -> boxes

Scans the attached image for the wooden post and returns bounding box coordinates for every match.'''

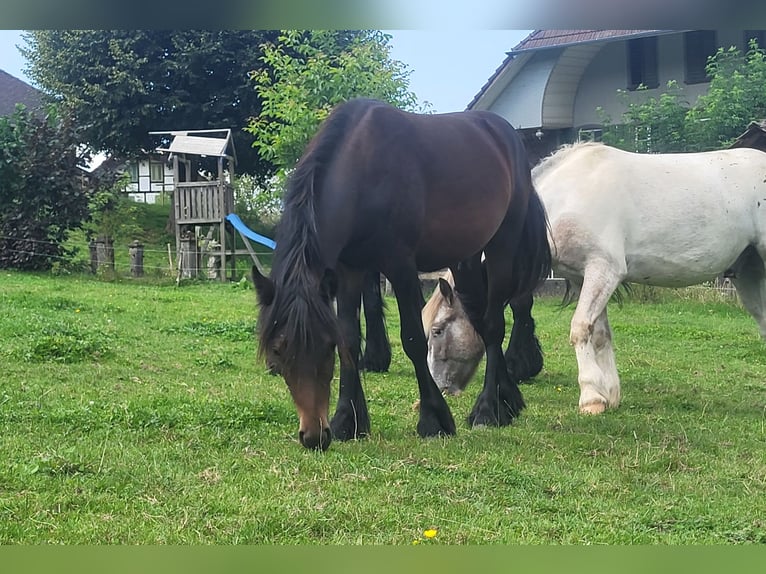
[206,240,221,280]
[129,240,144,277]
[179,230,199,278]
[88,240,98,274]
[94,236,115,274]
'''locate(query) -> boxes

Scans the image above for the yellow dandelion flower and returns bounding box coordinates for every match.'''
[423,528,438,539]
[75,309,81,313]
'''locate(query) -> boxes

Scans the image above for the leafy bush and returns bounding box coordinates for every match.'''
[0,105,91,270]
[601,39,766,152]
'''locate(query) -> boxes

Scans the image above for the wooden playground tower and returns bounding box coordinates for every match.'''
[154,128,240,281]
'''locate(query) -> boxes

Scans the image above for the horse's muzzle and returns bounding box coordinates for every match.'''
[299,427,332,451]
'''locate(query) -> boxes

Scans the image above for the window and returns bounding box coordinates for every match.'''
[627,36,658,90]
[684,30,717,85]
[744,30,766,51]
[127,162,139,183]
[150,161,164,183]
[578,128,603,142]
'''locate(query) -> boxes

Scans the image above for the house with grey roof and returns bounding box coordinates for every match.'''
[468,30,766,163]
[0,69,43,117]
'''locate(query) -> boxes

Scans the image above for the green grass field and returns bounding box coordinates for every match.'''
[0,271,764,544]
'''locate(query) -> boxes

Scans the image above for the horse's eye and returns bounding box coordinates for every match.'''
[432,327,444,337]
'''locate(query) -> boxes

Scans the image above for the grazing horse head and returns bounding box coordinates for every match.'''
[423,271,544,393]
[252,265,339,450]
[250,117,347,450]
[423,272,484,395]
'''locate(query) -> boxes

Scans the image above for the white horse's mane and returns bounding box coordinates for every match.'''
[532,141,604,180]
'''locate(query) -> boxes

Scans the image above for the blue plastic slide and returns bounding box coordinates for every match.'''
[225,213,276,249]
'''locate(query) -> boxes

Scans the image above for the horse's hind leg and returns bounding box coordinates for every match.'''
[731,246,766,338]
[361,270,391,372]
[505,293,543,382]
[570,262,623,413]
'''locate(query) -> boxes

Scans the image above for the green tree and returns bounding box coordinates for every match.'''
[600,81,691,153]
[686,40,766,150]
[0,105,91,270]
[85,174,143,244]
[21,30,280,179]
[246,30,422,179]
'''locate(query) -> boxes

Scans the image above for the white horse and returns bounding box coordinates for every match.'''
[425,141,766,414]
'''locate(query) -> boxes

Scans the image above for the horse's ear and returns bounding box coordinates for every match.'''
[320,268,338,299]
[438,277,454,306]
[251,265,275,306]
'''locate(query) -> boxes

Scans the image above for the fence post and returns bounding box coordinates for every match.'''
[179,230,199,279]
[89,240,98,274]
[205,238,221,280]
[129,240,144,277]
[93,235,115,274]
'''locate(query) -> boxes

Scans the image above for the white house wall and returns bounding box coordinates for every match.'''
[542,44,605,128]
[124,158,174,204]
[486,50,561,130]
[573,30,749,129]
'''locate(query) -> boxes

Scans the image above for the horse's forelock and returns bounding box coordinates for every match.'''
[421,270,455,332]
[257,279,340,363]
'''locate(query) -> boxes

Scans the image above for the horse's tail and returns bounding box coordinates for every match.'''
[509,153,552,300]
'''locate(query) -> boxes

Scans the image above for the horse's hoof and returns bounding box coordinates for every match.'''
[412,399,421,411]
[580,401,607,415]
[330,415,370,441]
[468,412,504,428]
[417,414,457,438]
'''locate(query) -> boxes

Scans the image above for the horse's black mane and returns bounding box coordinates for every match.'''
[258,99,378,358]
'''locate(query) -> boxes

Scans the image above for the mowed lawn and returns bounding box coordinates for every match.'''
[0,271,764,544]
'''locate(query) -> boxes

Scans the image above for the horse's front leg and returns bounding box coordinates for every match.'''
[570,264,622,414]
[388,267,456,438]
[330,266,370,441]
[468,308,526,426]
[459,253,526,427]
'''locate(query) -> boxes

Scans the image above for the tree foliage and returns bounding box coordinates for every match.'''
[601,40,766,152]
[0,105,91,270]
[686,41,766,150]
[21,30,280,179]
[246,30,423,177]
[599,81,691,153]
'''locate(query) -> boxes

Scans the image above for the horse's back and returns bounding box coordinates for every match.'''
[536,143,766,286]
[320,101,532,271]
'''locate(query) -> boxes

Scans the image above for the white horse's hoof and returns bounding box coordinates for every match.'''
[580,401,607,415]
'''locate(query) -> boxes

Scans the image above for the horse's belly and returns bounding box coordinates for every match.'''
[625,250,742,287]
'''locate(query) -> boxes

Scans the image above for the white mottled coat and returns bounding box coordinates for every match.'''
[533,142,766,412]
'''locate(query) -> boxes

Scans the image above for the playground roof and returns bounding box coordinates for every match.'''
[153,128,237,164]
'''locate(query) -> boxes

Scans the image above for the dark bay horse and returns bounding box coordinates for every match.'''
[251,98,551,450]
